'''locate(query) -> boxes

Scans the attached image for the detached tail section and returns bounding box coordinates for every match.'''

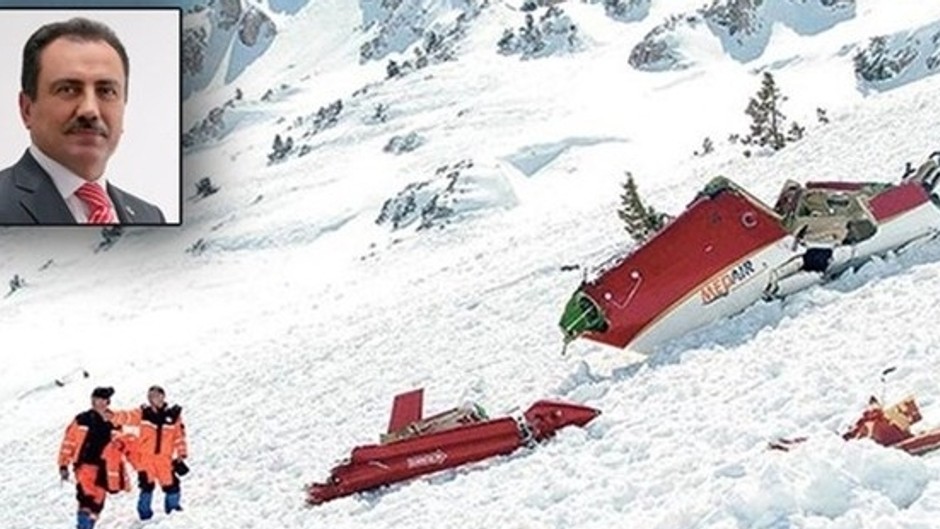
[306,388,600,505]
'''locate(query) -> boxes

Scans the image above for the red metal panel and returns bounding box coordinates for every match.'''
[352,418,519,463]
[895,430,940,456]
[308,400,601,505]
[524,400,601,440]
[335,419,523,498]
[867,181,930,221]
[387,388,424,434]
[581,189,787,349]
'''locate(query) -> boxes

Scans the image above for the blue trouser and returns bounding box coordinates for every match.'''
[137,491,154,520]
[76,511,95,529]
[137,488,181,517]
[164,491,181,513]
[138,472,182,519]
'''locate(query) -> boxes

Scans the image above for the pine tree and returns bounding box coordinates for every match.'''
[372,103,389,123]
[194,177,219,198]
[8,274,24,295]
[386,59,401,79]
[94,227,124,253]
[816,107,829,124]
[786,121,805,143]
[497,28,516,54]
[695,136,714,156]
[646,205,667,233]
[744,72,787,151]
[617,172,664,243]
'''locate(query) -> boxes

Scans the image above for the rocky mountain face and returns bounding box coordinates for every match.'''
[180,0,939,103]
[359,0,489,64]
[629,0,856,70]
[177,0,939,242]
[628,12,705,71]
[497,5,581,60]
[854,20,940,93]
[182,0,285,99]
[593,0,651,24]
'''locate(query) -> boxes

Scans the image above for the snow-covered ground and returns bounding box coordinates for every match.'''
[2,1,940,528]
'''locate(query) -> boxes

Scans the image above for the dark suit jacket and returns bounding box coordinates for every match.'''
[0,150,166,225]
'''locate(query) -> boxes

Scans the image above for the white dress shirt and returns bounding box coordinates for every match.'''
[29,145,118,224]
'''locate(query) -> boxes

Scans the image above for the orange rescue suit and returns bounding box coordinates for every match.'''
[58,411,138,513]
[110,404,187,487]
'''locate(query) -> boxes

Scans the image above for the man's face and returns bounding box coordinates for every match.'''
[19,37,125,181]
[148,389,165,408]
[91,396,109,413]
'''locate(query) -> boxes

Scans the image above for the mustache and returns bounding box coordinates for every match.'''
[65,117,108,136]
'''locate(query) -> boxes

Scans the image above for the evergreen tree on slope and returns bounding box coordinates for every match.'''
[618,172,666,243]
[745,72,788,151]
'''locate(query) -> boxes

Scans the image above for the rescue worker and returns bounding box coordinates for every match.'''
[109,385,188,520]
[58,386,127,529]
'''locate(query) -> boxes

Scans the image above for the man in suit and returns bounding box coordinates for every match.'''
[0,17,164,225]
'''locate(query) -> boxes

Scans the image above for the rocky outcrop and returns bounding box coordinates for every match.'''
[497,6,581,60]
[181,90,244,152]
[375,160,517,231]
[595,0,651,23]
[384,132,426,154]
[629,0,856,71]
[182,24,209,78]
[182,0,287,99]
[629,14,704,71]
[854,20,940,93]
[701,0,768,61]
[239,7,277,47]
[359,0,488,64]
[218,0,243,30]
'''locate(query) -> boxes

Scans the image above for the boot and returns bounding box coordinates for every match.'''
[164,491,182,514]
[76,511,95,529]
[137,491,154,520]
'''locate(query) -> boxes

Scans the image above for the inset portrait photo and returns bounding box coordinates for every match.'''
[0,8,181,226]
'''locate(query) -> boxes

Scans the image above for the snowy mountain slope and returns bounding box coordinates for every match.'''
[630,0,940,75]
[181,0,311,99]
[2,1,940,528]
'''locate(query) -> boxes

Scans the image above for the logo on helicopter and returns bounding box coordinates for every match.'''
[700,260,756,305]
[406,449,448,469]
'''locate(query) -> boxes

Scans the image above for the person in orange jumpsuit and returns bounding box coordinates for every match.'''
[58,386,132,529]
[109,385,188,520]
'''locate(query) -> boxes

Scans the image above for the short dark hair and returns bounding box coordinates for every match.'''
[91,386,115,400]
[21,17,129,100]
[148,385,165,395]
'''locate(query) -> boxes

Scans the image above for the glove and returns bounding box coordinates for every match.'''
[59,466,69,481]
[172,459,190,477]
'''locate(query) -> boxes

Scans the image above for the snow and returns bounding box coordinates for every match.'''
[2,1,940,528]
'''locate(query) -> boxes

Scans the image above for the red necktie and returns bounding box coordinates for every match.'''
[74,182,117,224]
